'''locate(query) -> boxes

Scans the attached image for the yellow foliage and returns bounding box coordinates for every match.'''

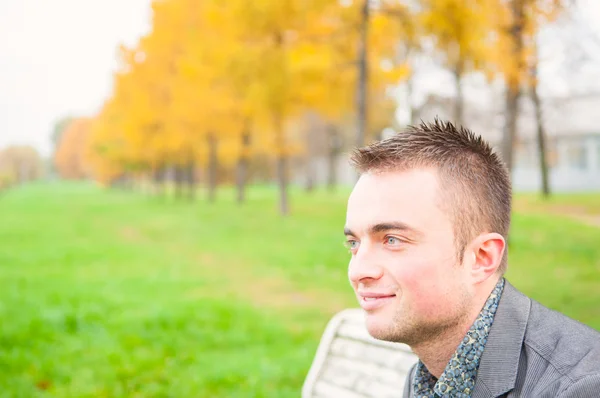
[84,0,436,184]
[491,0,567,89]
[55,118,93,179]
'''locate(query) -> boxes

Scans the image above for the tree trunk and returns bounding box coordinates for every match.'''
[454,63,464,126]
[207,133,218,203]
[271,30,289,215]
[236,157,248,204]
[145,171,153,193]
[407,74,416,125]
[123,173,132,190]
[305,159,315,193]
[304,113,319,193]
[186,160,196,201]
[274,111,289,216]
[236,128,250,204]
[502,89,519,173]
[500,0,525,174]
[153,165,165,198]
[530,47,551,198]
[277,154,289,216]
[174,165,184,200]
[327,125,341,191]
[356,0,370,150]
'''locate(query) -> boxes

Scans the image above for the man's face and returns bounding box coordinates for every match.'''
[345,168,473,345]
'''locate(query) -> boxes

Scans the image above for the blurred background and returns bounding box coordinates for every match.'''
[1,0,599,396]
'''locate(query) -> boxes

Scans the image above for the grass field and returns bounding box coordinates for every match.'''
[1,182,599,397]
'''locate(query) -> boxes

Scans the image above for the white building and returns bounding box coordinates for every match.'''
[412,92,600,192]
[298,92,600,192]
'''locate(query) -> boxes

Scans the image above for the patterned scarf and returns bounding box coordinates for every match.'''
[413,278,505,397]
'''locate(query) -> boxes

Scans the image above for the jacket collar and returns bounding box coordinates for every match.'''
[472,279,531,398]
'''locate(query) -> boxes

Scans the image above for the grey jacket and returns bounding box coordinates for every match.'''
[403,280,600,397]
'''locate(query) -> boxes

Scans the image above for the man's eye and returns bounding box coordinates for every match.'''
[385,236,401,245]
[345,240,359,250]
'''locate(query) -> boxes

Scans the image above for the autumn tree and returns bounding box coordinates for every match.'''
[335,1,414,150]
[294,1,410,188]
[51,116,75,157]
[87,0,206,196]
[225,0,357,214]
[0,146,44,190]
[420,0,502,126]
[82,0,412,212]
[529,41,550,197]
[55,118,93,179]
[497,0,569,173]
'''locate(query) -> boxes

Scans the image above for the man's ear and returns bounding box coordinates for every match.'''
[465,233,505,283]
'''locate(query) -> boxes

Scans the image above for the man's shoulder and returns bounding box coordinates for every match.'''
[523,297,600,380]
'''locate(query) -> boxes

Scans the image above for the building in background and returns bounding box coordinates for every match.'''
[512,94,600,192]
[296,88,600,192]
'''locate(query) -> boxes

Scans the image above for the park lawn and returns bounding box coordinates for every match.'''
[514,191,600,215]
[0,182,599,397]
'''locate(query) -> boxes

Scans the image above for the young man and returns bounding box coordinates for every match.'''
[344,120,600,397]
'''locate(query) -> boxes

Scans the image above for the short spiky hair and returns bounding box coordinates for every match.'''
[350,119,512,274]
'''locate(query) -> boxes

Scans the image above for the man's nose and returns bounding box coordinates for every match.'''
[348,245,384,283]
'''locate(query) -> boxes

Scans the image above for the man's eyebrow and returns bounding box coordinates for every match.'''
[343,222,421,237]
[370,222,419,235]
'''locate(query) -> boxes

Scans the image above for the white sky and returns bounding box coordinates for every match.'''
[0,0,599,157]
[0,0,151,157]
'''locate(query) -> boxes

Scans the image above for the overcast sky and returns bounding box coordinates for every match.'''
[1,0,599,158]
[0,0,151,157]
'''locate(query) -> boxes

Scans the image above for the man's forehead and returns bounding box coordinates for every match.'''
[346,169,444,228]
[349,169,440,204]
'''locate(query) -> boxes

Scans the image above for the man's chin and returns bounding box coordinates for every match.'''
[364,313,397,342]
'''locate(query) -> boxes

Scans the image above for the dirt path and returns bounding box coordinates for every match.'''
[514,200,600,228]
[571,214,600,228]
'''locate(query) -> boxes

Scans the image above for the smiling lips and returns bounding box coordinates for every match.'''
[358,292,396,310]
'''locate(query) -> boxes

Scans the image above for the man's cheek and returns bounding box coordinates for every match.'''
[394,265,423,292]
[399,274,441,309]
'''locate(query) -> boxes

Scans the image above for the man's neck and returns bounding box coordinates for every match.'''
[411,280,499,378]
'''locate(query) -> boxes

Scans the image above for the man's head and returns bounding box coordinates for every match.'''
[344,119,511,345]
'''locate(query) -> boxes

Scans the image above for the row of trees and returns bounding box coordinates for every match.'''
[54,0,569,213]
[0,146,44,192]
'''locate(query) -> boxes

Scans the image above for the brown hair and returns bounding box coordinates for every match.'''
[350,119,512,274]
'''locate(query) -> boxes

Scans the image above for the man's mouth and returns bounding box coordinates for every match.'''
[358,293,396,310]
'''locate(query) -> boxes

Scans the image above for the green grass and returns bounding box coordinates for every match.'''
[1,182,599,397]
[515,192,600,215]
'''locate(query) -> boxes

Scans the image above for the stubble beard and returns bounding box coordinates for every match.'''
[369,289,473,347]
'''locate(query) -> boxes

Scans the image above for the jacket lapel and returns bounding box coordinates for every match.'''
[403,363,416,397]
[472,280,531,398]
